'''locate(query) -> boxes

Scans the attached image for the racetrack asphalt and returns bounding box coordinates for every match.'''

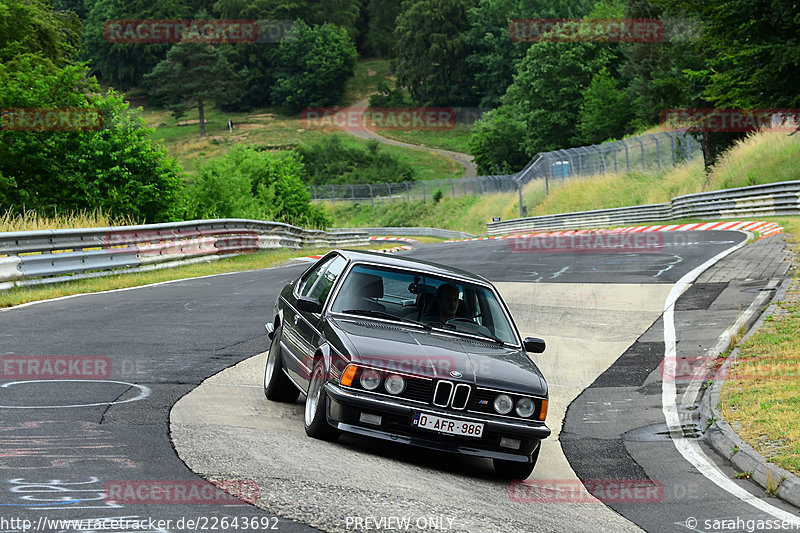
[1,231,796,533]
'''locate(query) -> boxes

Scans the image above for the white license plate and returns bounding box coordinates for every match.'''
[412,412,484,438]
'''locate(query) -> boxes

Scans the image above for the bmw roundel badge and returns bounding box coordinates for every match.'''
[450,370,462,378]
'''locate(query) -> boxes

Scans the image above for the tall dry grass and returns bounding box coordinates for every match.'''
[0,209,138,233]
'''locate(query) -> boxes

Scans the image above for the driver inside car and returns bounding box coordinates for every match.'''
[425,283,462,323]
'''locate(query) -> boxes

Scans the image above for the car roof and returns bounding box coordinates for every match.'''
[332,249,490,284]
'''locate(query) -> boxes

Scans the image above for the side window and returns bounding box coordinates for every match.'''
[306,255,347,304]
[297,256,335,297]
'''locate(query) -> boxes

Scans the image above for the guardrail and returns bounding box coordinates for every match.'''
[331,227,475,240]
[0,219,369,290]
[486,180,800,235]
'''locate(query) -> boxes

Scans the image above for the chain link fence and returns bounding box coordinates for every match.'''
[311,130,702,204]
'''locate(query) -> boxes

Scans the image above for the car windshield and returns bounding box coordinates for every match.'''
[329,264,518,345]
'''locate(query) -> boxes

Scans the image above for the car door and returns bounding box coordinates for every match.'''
[283,254,348,389]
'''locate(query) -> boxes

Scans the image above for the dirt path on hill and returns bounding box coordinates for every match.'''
[339,98,477,178]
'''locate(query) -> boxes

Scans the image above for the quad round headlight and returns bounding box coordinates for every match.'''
[515,397,536,418]
[384,374,406,395]
[360,369,381,390]
[493,394,513,415]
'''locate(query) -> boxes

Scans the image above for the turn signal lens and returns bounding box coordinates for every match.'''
[538,399,548,421]
[341,364,358,387]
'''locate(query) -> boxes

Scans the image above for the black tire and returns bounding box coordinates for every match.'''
[263,325,300,403]
[493,444,540,480]
[303,359,341,441]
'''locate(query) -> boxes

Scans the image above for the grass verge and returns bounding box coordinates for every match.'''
[717,217,800,477]
[0,244,394,309]
[141,106,463,181]
[373,125,474,154]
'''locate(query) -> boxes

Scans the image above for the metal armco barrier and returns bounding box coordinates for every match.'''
[331,227,475,240]
[486,180,800,235]
[0,219,369,290]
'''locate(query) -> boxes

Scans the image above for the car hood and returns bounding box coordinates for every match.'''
[330,317,547,397]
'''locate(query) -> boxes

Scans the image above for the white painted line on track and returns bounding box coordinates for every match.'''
[0,262,309,313]
[661,232,800,525]
[0,379,151,409]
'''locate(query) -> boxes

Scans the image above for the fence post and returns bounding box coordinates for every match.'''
[422,182,426,202]
[650,134,661,171]
[624,140,630,171]
[592,145,607,174]
[350,183,355,203]
[406,182,410,202]
[632,137,645,171]
[368,184,374,207]
[669,133,676,166]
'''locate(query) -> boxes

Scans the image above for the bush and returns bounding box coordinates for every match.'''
[468,106,530,175]
[296,136,416,185]
[183,146,329,228]
[0,54,183,222]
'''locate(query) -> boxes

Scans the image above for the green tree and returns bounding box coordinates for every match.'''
[0,55,183,221]
[575,66,633,145]
[145,42,236,137]
[393,0,478,106]
[620,0,705,131]
[464,0,593,108]
[0,0,81,66]
[184,146,329,228]
[504,41,615,154]
[81,0,191,89]
[658,0,800,109]
[468,106,530,174]
[655,0,800,167]
[361,0,402,57]
[271,20,358,110]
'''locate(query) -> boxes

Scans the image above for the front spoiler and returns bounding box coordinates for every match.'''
[325,383,550,463]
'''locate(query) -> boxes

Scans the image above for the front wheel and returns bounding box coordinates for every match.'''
[263,325,300,403]
[493,444,540,480]
[304,359,341,441]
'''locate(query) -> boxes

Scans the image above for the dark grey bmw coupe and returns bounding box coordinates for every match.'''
[264,249,550,479]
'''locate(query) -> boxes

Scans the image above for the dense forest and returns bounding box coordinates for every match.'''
[1,0,798,224]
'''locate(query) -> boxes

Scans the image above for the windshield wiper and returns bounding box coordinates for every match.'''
[342,309,432,330]
[430,321,505,345]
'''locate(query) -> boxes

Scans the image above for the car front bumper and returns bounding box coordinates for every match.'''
[325,383,551,463]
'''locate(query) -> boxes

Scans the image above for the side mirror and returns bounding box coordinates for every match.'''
[296,296,322,314]
[523,337,546,353]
